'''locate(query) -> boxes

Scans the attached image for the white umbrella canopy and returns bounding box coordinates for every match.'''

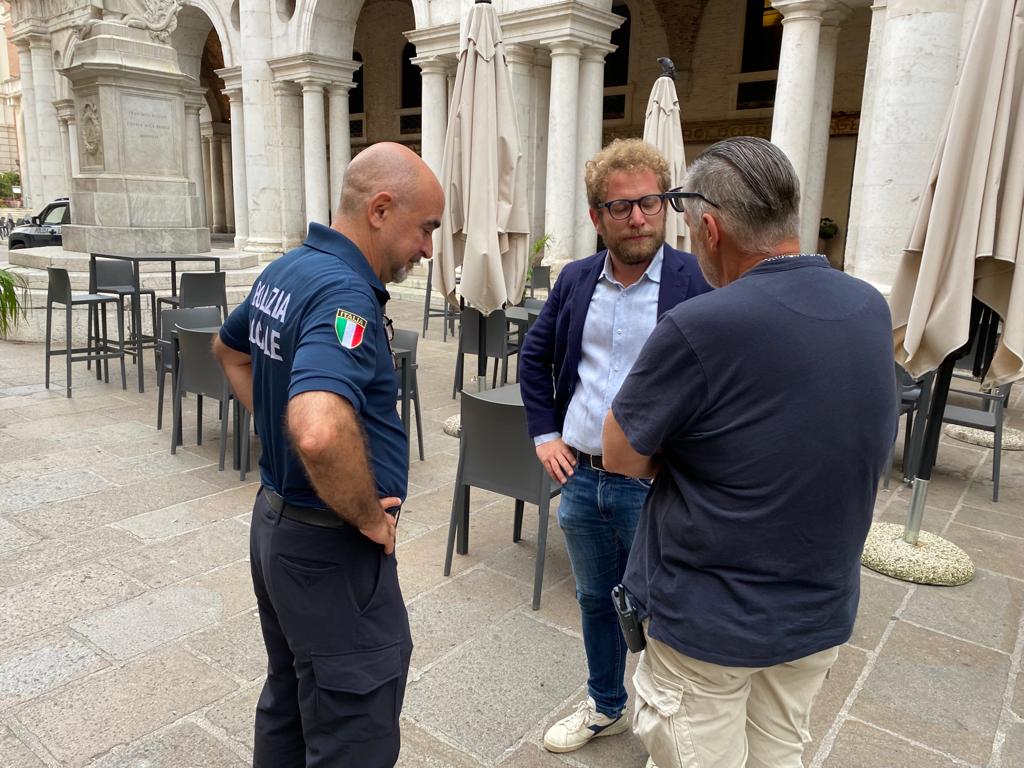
[890,0,1024,387]
[436,0,530,316]
[642,60,690,253]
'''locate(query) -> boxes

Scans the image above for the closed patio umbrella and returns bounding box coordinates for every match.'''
[436,0,530,318]
[642,58,690,253]
[864,0,1024,586]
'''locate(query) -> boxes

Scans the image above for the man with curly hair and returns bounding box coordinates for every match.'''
[520,138,712,755]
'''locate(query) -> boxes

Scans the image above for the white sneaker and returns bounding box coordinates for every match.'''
[543,697,630,753]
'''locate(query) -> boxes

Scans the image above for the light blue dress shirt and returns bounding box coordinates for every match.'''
[535,246,663,454]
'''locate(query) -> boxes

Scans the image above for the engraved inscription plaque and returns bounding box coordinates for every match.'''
[122,94,178,175]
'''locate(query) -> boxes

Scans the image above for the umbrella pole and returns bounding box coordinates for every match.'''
[861,303,988,587]
[477,311,486,392]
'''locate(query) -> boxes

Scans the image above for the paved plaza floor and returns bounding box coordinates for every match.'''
[0,296,1023,767]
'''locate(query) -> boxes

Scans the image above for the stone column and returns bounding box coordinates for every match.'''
[27,35,66,201]
[530,48,552,245]
[13,42,39,209]
[299,79,329,226]
[184,91,208,228]
[209,130,226,233]
[239,0,283,256]
[220,76,249,248]
[201,131,214,228]
[274,81,306,248]
[542,39,583,262]
[844,0,965,290]
[575,46,610,257]
[504,44,537,242]
[220,134,234,233]
[54,99,75,193]
[770,0,828,225]
[801,9,848,251]
[14,99,29,204]
[328,82,353,211]
[414,56,450,179]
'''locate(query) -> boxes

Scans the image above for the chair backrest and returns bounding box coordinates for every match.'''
[459,388,558,504]
[156,306,221,372]
[392,328,419,363]
[461,307,508,360]
[530,266,551,292]
[176,326,229,400]
[180,272,228,316]
[521,297,546,311]
[94,258,135,289]
[46,267,73,304]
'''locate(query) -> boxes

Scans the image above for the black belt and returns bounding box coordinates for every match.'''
[575,450,610,473]
[262,488,347,529]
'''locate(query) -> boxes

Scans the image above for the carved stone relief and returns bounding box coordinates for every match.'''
[123,0,185,44]
[80,100,102,164]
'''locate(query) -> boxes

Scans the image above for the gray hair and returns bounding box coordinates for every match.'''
[683,137,800,256]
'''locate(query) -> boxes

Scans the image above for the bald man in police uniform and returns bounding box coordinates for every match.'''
[214,142,444,767]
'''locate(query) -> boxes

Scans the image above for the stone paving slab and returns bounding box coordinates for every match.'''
[1,297,1022,766]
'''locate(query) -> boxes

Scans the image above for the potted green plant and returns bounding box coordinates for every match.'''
[0,266,27,337]
[819,217,839,241]
[526,233,552,283]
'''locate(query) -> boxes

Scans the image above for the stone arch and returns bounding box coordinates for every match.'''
[293,0,429,59]
[182,0,239,67]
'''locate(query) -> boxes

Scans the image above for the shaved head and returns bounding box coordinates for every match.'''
[332,141,445,285]
[338,142,428,217]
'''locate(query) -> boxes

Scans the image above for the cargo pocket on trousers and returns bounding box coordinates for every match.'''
[632,661,688,764]
[311,642,403,741]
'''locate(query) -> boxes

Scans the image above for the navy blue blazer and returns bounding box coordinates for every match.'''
[520,245,713,439]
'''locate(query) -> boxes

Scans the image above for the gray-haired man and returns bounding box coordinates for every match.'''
[602,137,897,768]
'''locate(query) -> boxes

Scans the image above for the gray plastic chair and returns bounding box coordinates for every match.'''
[44,267,126,397]
[943,381,1014,501]
[528,265,550,297]
[158,271,228,321]
[155,306,222,431]
[444,385,560,609]
[393,328,425,461]
[171,325,248,474]
[421,260,459,340]
[885,364,934,489]
[94,257,158,358]
[453,307,519,397]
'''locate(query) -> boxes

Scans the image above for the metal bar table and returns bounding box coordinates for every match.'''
[89,253,222,393]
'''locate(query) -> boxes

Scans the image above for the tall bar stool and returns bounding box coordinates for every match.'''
[94,257,158,365]
[45,267,126,398]
[421,260,460,340]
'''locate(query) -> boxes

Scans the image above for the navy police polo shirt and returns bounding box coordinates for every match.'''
[220,223,407,507]
[612,256,897,667]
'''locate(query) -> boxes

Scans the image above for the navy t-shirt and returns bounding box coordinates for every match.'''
[613,255,897,667]
[219,223,407,507]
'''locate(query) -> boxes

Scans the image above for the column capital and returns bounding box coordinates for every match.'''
[822,5,853,28]
[771,0,830,22]
[502,43,536,68]
[215,65,243,92]
[268,54,360,87]
[222,86,243,103]
[10,28,49,51]
[184,88,207,113]
[271,80,302,98]
[411,54,456,77]
[580,43,615,64]
[543,38,585,58]
[297,78,328,92]
[54,98,75,123]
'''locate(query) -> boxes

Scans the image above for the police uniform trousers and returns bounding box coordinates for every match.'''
[249,490,412,768]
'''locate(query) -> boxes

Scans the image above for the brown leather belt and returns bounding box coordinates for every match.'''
[262,488,347,529]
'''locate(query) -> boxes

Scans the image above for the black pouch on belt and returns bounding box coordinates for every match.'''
[612,583,647,653]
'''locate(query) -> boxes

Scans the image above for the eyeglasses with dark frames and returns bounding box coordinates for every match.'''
[596,194,669,221]
[663,188,721,213]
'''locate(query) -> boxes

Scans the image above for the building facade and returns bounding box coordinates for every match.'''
[5,0,983,290]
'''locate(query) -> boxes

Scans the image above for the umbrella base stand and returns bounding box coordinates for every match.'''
[862,521,974,585]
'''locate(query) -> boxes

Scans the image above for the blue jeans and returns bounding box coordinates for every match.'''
[557,462,650,718]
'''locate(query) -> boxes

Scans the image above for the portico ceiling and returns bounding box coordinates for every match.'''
[649,0,708,84]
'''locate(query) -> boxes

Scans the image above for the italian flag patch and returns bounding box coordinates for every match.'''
[335,309,367,349]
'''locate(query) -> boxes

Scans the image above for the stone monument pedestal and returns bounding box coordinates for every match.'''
[60,19,209,254]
